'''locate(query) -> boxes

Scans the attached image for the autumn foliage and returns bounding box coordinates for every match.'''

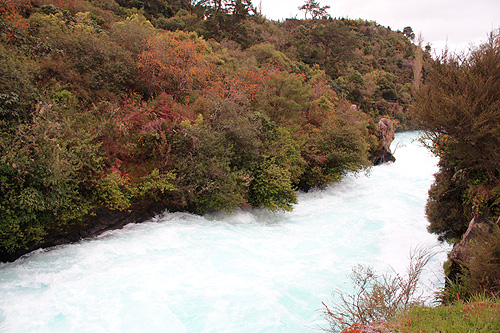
[0,0,32,41]
[138,31,215,98]
[0,0,419,258]
[0,0,31,27]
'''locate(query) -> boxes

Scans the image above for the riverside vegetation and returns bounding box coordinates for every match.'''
[322,31,500,332]
[0,0,425,258]
[2,0,499,331]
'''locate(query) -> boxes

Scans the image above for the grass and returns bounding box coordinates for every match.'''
[386,297,500,332]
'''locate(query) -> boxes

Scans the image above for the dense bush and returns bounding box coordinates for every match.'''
[414,32,500,243]
[0,0,420,256]
[414,31,500,299]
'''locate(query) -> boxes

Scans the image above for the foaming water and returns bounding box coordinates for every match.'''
[0,132,449,332]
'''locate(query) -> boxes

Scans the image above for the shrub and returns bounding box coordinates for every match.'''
[322,247,434,332]
[249,161,297,212]
[0,43,39,119]
[457,224,500,299]
[138,31,215,99]
[425,157,470,242]
[414,31,500,243]
[0,102,105,253]
[170,118,246,214]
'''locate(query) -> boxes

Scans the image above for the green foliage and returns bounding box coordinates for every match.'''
[0,220,47,255]
[63,28,137,95]
[249,161,297,212]
[95,171,132,210]
[0,0,417,258]
[154,9,199,32]
[300,102,370,189]
[0,102,105,253]
[171,119,246,214]
[135,168,176,201]
[0,43,39,119]
[255,70,311,125]
[114,0,181,19]
[452,225,500,300]
[195,0,256,46]
[415,32,500,243]
[110,13,155,55]
[425,157,470,242]
[277,18,421,129]
[318,116,369,179]
[205,99,261,170]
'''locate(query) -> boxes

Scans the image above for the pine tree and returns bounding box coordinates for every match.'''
[298,0,331,20]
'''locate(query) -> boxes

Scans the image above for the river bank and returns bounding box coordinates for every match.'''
[0,132,449,332]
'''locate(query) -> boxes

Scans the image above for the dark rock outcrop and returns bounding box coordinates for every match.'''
[0,203,168,263]
[369,149,396,166]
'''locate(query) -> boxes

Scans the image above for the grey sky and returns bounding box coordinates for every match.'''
[258,0,500,55]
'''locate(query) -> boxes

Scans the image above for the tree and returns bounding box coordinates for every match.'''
[110,14,155,55]
[403,26,415,41]
[255,69,312,126]
[114,0,183,18]
[298,0,331,20]
[138,31,214,98]
[414,31,500,242]
[170,116,246,214]
[193,0,255,45]
[291,20,359,79]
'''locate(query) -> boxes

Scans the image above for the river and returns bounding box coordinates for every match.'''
[0,131,449,332]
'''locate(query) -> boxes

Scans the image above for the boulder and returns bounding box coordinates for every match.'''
[369,118,396,165]
[450,212,493,263]
[446,211,498,288]
[377,118,395,152]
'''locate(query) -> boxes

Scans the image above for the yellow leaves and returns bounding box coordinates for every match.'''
[125,13,154,30]
[180,119,191,128]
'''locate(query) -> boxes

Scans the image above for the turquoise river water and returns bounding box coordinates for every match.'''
[0,131,450,332]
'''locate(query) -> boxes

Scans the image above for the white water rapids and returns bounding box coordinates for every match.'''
[0,131,450,332]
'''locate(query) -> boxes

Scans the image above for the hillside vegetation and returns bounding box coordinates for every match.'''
[0,0,424,257]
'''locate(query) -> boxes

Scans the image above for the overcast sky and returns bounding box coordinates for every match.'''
[258,0,500,55]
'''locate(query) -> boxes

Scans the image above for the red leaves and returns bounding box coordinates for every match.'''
[208,68,270,103]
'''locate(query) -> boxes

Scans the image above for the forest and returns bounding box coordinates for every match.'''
[0,0,425,256]
[1,0,500,329]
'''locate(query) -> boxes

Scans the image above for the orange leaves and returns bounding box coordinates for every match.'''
[208,68,271,103]
[0,0,31,33]
[206,64,301,104]
[138,31,215,98]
